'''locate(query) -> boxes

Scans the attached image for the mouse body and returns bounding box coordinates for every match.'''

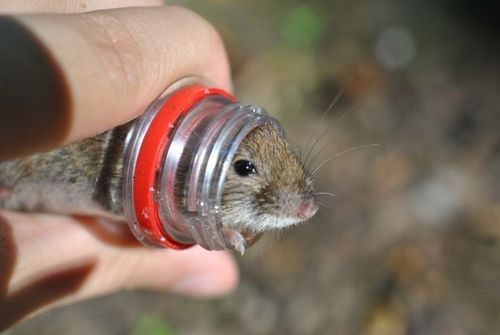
[0,125,128,218]
[0,122,317,251]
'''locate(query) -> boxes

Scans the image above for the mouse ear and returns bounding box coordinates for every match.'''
[245,105,285,138]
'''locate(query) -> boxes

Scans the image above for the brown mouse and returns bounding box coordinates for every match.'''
[221,124,317,250]
[0,121,318,252]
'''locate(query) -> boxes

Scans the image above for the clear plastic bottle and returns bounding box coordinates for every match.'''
[0,79,283,252]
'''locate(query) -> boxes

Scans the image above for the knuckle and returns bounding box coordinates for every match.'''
[168,5,225,54]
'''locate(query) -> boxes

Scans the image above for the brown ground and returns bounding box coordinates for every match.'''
[7,0,500,334]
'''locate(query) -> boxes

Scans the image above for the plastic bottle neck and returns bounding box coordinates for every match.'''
[122,85,283,251]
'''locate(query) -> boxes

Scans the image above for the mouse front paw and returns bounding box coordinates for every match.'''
[222,228,247,255]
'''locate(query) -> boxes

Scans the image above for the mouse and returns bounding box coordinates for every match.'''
[221,124,318,252]
[0,122,318,252]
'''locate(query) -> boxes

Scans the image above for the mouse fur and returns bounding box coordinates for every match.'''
[221,123,317,234]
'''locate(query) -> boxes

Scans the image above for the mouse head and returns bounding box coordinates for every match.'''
[221,124,318,234]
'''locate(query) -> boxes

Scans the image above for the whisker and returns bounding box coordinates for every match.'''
[301,83,352,166]
[310,143,380,176]
[318,202,329,209]
[303,106,356,170]
[315,192,337,198]
[304,122,356,173]
[321,83,349,120]
[302,128,329,167]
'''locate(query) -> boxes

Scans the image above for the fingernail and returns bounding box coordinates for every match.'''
[172,273,225,298]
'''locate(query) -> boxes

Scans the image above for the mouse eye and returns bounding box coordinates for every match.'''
[234,160,258,177]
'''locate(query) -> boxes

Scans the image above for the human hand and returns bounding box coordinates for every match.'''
[0,1,237,331]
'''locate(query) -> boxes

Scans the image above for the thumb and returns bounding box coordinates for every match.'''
[0,211,239,331]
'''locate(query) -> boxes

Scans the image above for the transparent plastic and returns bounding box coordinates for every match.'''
[122,85,283,251]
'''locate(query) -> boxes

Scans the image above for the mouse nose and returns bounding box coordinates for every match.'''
[297,197,318,220]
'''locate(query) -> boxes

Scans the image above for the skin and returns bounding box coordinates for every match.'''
[0,1,237,331]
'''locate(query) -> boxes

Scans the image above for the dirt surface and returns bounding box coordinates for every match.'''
[6,0,500,334]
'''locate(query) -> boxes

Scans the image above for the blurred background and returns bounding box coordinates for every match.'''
[7,0,500,334]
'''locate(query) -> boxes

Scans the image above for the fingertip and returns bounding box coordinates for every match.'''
[104,245,240,298]
[168,247,239,298]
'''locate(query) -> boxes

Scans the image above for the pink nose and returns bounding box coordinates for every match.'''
[297,198,318,220]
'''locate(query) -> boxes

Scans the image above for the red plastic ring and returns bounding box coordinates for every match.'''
[133,85,236,249]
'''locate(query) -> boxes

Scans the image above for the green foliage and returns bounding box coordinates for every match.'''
[131,315,177,335]
[280,5,324,48]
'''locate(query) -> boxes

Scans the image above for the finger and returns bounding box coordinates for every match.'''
[0,211,238,330]
[0,6,232,160]
[0,0,163,14]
